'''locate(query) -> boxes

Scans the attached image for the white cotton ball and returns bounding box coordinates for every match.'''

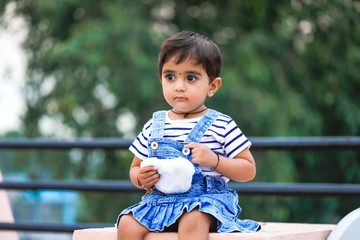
[141,157,195,194]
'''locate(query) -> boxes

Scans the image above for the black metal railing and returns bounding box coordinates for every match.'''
[1,136,360,150]
[0,136,360,233]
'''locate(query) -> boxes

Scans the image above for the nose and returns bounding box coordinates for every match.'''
[174,78,186,91]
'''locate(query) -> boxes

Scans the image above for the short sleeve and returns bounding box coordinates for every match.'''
[223,119,251,159]
[129,119,152,160]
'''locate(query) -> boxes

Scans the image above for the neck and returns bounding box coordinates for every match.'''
[171,107,208,119]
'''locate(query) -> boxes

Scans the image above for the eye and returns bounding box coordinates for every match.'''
[165,74,175,81]
[187,75,197,82]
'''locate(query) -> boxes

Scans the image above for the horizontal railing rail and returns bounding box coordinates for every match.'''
[1,136,360,150]
[0,180,360,197]
[0,136,359,234]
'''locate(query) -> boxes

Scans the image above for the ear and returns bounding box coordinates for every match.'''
[208,77,222,97]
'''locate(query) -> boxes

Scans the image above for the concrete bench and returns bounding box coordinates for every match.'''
[73,222,335,240]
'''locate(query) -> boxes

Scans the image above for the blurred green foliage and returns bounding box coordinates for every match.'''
[1,0,359,225]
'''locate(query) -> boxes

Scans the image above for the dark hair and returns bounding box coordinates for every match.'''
[158,31,222,81]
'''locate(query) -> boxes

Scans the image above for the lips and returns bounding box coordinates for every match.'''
[174,96,187,101]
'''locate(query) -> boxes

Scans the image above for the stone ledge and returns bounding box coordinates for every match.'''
[73,222,335,240]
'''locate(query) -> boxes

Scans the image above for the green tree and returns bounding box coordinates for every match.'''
[1,0,359,225]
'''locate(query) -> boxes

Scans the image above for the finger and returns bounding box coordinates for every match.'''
[191,156,199,164]
[146,172,160,187]
[149,174,160,184]
[148,170,159,178]
[138,168,156,183]
[184,142,197,148]
[140,165,156,173]
[142,170,158,181]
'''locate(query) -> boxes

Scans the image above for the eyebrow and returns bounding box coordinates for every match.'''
[162,69,203,76]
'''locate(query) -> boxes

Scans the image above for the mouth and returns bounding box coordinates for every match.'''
[174,96,187,101]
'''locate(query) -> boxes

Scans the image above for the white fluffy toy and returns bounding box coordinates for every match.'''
[140,157,195,194]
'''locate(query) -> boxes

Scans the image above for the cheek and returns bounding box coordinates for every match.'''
[162,85,172,100]
[191,85,209,97]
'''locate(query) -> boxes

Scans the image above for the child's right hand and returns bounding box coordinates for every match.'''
[137,166,160,189]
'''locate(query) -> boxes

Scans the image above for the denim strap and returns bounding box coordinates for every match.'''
[184,109,220,143]
[151,109,220,142]
[151,111,167,138]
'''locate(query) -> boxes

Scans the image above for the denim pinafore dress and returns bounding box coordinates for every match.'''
[117,109,261,232]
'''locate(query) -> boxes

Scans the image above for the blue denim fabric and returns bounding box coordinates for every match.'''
[116,110,261,232]
[148,109,220,182]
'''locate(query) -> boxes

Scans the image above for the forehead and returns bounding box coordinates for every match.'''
[162,56,205,72]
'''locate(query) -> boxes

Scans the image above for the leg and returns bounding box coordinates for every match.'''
[117,214,149,240]
[178,209,215,240]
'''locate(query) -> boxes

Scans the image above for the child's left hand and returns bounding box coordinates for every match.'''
[184,142,217,168]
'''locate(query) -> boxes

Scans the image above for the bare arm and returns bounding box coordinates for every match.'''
[184,143,256,182]
[129,156,160,189]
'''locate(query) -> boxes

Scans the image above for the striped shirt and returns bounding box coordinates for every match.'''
[129,111,251,178]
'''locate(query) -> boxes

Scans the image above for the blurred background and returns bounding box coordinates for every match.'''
[0,0,359,239]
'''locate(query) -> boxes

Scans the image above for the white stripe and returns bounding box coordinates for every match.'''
[129,111,251,177]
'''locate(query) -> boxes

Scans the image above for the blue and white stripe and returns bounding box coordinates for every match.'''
[129,111,251,177]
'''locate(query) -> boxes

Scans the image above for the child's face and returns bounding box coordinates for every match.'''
[160,57,218,115]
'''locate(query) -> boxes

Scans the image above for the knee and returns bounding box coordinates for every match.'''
[117,216,131,240]
[118,215,134,231]
[178,210,212,234]
[117,214,148,240]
